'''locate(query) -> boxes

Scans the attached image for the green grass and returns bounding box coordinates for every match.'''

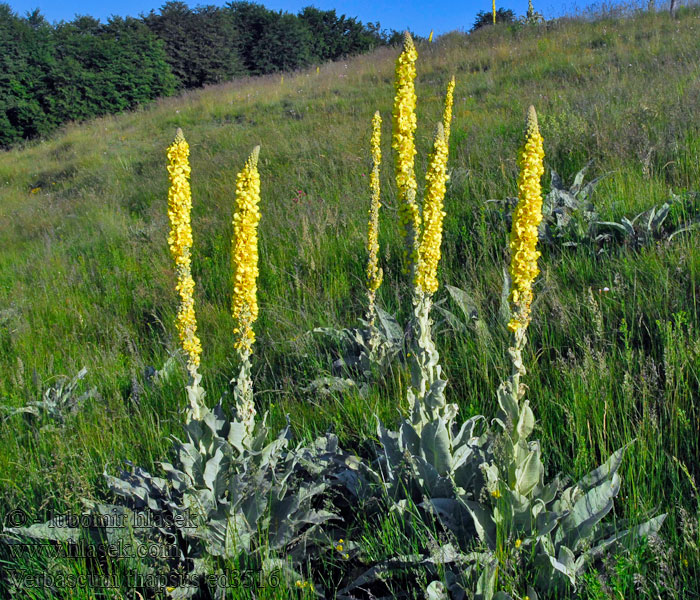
[1,5,699,598]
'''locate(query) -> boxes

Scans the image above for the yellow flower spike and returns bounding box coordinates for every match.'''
[507,106,545,334]
[167,128,202,374]
[366,111,383,325]
[428,30,433,42]
[493,0,497,24]
[415,122,449,295]
[515,538,522,549]
[392,31,420,271]
[442,76,455,144]
[231,146,262,356]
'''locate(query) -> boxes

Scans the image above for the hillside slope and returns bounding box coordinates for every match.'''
[0,6,699,598]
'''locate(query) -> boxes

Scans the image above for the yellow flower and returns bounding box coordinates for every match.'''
[167,128,202,372]
[366,111,383,313]
[392,31,420,269]
[231,146,262,355]
[493,0,497,24]
[336,544,343,552]
[515,538,522,549]
[507,106,545,333]
[428,30,434,42]
[491,489,501,499]
[415,123,449,295]
[442,76,455,144]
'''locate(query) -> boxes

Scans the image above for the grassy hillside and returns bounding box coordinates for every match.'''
[0,5,699,598]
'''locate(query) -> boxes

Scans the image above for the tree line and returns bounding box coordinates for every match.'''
[0,1,402,147]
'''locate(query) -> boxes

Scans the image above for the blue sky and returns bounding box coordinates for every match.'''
[6,0,570,37]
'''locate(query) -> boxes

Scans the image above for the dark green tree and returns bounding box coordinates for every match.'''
[50,15,177,121]
[142,2,244,88]
[471,7,516,31]
[0,5,57,145]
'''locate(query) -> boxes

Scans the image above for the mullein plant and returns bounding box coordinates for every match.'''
[166,129,206,421]
[341,107,666,600]
[407,122,455,431]
[307,110,404,387]
[309,35,455,391]
[365,112,384,356]
[401,71,455,431]
[231,146,261,441]
[393,31,420,278]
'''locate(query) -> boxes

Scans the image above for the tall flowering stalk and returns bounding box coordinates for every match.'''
[442,76,455,144]
[508,105,545,340]
[392,31,420,276]
[231,146,261,438]
[415,123,448,297]
[496,106,544,437]
[493,0,497,24]
[366,111,383,328]
[408,119,455,429]
[166,128,206,420]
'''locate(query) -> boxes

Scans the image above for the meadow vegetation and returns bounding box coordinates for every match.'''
[0,4,699,598]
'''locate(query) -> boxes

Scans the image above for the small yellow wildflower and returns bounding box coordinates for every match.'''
[167,128,202,372]
[515,538,522,549]
[30,187,41,194]
[415,123,449,295]
[491,489,501,499]
[336,543,343,552]
[344,553,349,559]
[507,106,545,333]
[366,111,383,307]
[392,31,420,269]
[231,146,262,355]
[493,0,497,24]
[428,30,434,42]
